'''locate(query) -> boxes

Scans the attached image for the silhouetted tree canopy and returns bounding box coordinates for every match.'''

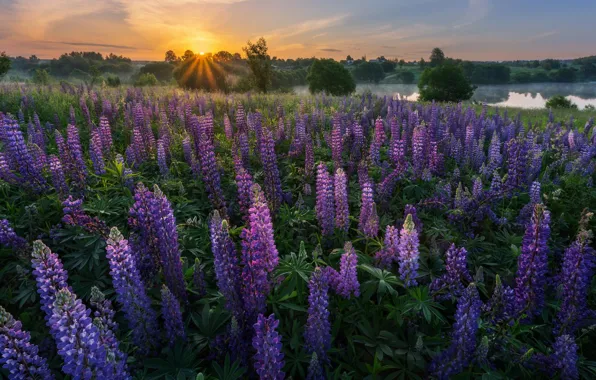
[140,62,174,82]
[398,70,415,84]
[165,50,179,63]
[418,63,475,102]
[307,59,355,96]
[0,52,10,79]
[546,95,577,109]
[353,61,385,83]
[381,60,397,73]
[243,37,272,93]
[173,55,228,92]
[214,51,233,62]
[430,47,445,67]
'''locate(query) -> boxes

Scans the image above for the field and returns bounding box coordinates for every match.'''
[0,84,595,380]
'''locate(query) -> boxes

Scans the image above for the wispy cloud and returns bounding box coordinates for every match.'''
[522,30,558,43]
[453,0,490,29]
[319,48,342,52]
[42,41,140,50]
[262,14,350,40]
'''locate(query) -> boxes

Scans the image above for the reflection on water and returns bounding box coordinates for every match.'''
[293,83,596,109]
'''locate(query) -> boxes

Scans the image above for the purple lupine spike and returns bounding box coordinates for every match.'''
[198,133,227,217]
[105,227,159,354]
[157,139,169,176]
[48,155,69,197]
[252,314,285,380]
[98,116,112,155]
[430,244,472,299]
[358,181,374,235]
[555,218,596,336]
[238,132,250,170]
[89,287,129,379]
[62,196,108,237]
[398,214,419,287]
[429,284,482,380]
[31,240,71,321]
[530,181,541,204]
[334,168,349,233]
[161,285,186,347]
[0,152,19,185]
[334,242,360,298]
[552,334,579,380]
[224,113,233,140]
[191,258,207,298]
[403,204,423,235]
[331,115,342,167]
[412,125,428,177]
[304,268,331,364]
[90,129,105,175]
[66,124,88,185]
[315,163,335,236]
[472,177,483,199]
[305,136,315,178]
[514,204,550,320]
[236,104,247,134]
[241,184,279,323]
[0,306,54,380]
[374,116,386,146]
[0,219,28,253]
[128,183,161,281]
[150,185,187,304]
[306,352,324,380]
[364,203,379,238]
[375,225,399,269]
[482,274,515,325]
[234,156,254,220]
[209,211,243,320]
[504,138,529,191]
[49,288,108,379]
[261,130,283,210]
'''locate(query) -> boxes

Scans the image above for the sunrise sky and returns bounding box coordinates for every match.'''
[1,0,595,61]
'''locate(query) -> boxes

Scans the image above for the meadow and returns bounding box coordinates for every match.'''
[0,83,595,380]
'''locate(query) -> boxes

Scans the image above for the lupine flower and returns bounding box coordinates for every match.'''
[31,240,71,320]
[0,219,28,253]
[224,113,233,139]
[404,204,423,235]
[0,306,54,380]
[238,132,250,170]
[429,284,482,380]
[0,152,19,185]
[375,225,399,269]
[105,227,159,354]
[482,274,515,325]
[48,155,69,197]
[316,163,335,236]
[89,129,105,175]
[412,125,428,177]
[192,258,206,298]
[504,138,529,191]
[50,288,109,379]
[555,221,595,336]
[475,335,490,367]
[331,116,342,167]
[241,184,279,323]
[261,130,283,211]
[157,139,169,176]
[98,116,113,155]
[89,287,129,379]
[209,211,243,320]
[398,214,420,287]
[235,164,254,221]
[333,242,360,298]
[304,268,331,363]
[305,137,315,178]
[514,204,550,320]
[552,334,579,380]
[129,184,162,282]
[430,244,472,299]
[150,185,187,304]
[252,314,285,380]
[66,124,88,186]
[198,133,227,217]
[364,203,379,238]
[161,285,186,347]
[334,168,349,232]
[62,196,109,237]
[307,352,324,380]
[358,181,374,235]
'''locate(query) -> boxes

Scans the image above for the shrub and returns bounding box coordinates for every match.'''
[307,59,355,96]
[136,73,158,87]
[32,68,50,85]
[546,95,577,109]
[418,64,475,102]
[106,76,121,87]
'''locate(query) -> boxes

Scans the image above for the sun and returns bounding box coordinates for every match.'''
[199,52,205,56]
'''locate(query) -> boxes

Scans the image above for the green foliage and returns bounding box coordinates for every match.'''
[136,72,159,86]
[140,62,175,82]
[545,95,577,109]
[106,75,121,87]
[381,60,397,73]
[49,51,132,77]
[243,37,272,93]
[549,67,577,82]
[173,56,228,91]
[32,68,50,85]
[429,47,445,67]
[397,70,415,84]
[353,61,385,83]
[418,64,476,102]
[306,59,356,96]
[0,51,10,79]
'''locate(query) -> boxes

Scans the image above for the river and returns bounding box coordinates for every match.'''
[293,83,596,109]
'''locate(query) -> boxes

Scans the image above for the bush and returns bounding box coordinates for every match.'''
[397,70,415,84]
[307,59,355,96]
[0,51,10,79]
[418,64,475,102]
[135,73,158,87]
[353,62,385,83]
[106,76,121,87]
[32,68,50,85]
[545,95,577,109]
[140,62,174,82]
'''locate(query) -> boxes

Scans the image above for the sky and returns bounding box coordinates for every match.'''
[1,0,595,61]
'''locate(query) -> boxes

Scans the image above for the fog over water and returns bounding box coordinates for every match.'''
[294,83,596,109]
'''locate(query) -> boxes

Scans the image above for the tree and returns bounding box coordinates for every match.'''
[165,50,178,63]
[549,67,576,83]
[0,52,10,80]
[381,60,396,73]
[213,51,233,62]
[430,47,445,67]
[306,59,355,96]
[418,64,475,102]
[140,62,174,82]
[398,59,405,68]
[353,61,385,83]
[346,55,353,61]
[398,71,415,84]
[182,50,195,61]
[419,58,426,69]
[546,95,577,109]
[243,37,272,93]
[136,73,158,86]
[173,55,228,92]
[32,68,50,85]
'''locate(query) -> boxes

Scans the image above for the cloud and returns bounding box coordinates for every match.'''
[522,30,558,43]
[43,41,140,50]
[319,48,342,52]
[453,0,490,29]
[262,14,350,40]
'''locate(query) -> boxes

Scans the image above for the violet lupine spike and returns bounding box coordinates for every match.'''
[364,202,379,238]
[209,211,243,320]
[306,352,324,380]
[161,285,186,347]
[261,130,283,211]
[428,284,482,380]
[0,306,54,380]
[555,224,596,336]
[150,185,188,304]
[430,244,473,300]
[403,204,423,235]
[66,124,88,185]
[482,274,515,325]
[252,314,285,380]
[198,133,227,217]
[412,125,428,177]
[235,160,254,221]
[398,214,420,287]
[0,152,19,185]
[331,116,343,167]
[90,129,106,175]
[334,242,360,298]
[89,287,130,379]
[305,136,315,178]
[192,258,206,298]
[0,219,28,253]
[224,113,233,140]
[304,268,331,364]
[48,155,69,197]
[334,168,349,233]
[514,203,550,320]
[315,163,335,237]
[552,334,579,380]
[128,183,161,281]
[49,288,109,379]
[358,181,374,235]
[105,227,159,355]
[375,225,399,269]
[157,139,169,176]
[31,240,71,321]
[98,116,113,155]
[61,196,109,237]
[374,116,386,146]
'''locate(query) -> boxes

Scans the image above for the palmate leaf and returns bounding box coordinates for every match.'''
[403,286,446,324]
[144,342,203,380]
[359,264,399,302]
[211,355,247,380]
